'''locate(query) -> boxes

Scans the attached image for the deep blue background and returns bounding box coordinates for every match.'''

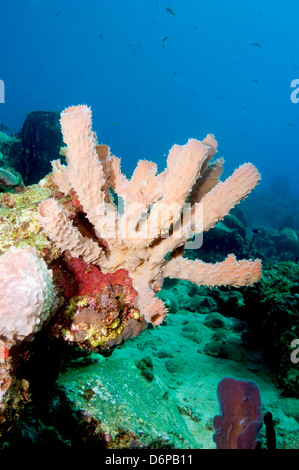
[0,0,298,197]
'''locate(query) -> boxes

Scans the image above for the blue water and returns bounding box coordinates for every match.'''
[0,0,299,197]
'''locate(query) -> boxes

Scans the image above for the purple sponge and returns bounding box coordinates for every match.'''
[213,377,263,449]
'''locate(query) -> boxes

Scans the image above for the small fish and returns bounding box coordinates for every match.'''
[162,36,169,42]
[56,10,61,16]
[252,229,260,234]
[166,6,175,16]
[127,43,136,52]
[251,42,261,47]
[109,281,114,292]
[99,33,103,40]
[253,79,260,83]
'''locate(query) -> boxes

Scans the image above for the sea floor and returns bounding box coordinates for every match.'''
[58,304,299,449]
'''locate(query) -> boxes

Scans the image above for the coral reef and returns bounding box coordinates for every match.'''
[1,260,298,450]
[19,111,63,185]
[0,111,63,186]
[241,261,299,397]
[19,309,296,451]
[38,104,261,328]
[0,132,20,174]
[0,179,146,351]
[0,104,265,447]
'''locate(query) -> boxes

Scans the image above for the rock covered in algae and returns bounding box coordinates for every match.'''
[0,111,63,186]
[0,176,58,256]
[57,356,199,449]
[0,167,23,191]
[0,131,21,172]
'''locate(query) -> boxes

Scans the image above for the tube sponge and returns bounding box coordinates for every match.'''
[38,198,105,265]
[0,247,56,343]
[213,377,263,449]
[40,104,262,327]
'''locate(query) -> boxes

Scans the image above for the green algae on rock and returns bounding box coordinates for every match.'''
[57,356,199,449]
[0,180,57,256]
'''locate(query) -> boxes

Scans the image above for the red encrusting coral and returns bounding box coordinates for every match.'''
[69,188,84,212]
[0,345,9,360]
[49,253,145,350]
[51,254,137,302]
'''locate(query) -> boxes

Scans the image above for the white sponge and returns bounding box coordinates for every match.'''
[0,246,55,342]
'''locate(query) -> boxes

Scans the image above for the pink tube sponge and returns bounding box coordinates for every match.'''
[40,104,262,328]
[213,377,263,449]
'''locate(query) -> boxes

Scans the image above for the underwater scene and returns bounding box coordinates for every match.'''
[0,0,298,455]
